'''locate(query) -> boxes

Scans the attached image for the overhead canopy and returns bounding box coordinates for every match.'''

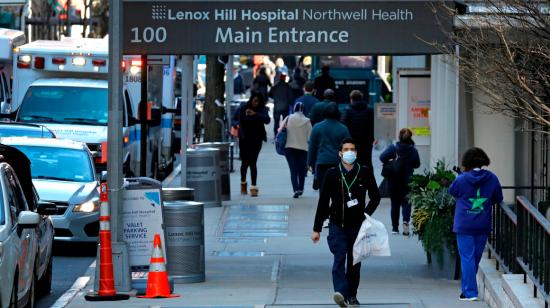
[123,0,463,55]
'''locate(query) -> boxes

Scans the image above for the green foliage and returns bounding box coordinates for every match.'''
[409,160,457,267]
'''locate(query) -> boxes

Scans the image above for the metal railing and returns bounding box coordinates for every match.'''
[488,197,550,307]
[516,196,550,307]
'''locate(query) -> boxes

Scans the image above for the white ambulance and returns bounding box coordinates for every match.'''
[11,38,176,178]
[0,28,25,116]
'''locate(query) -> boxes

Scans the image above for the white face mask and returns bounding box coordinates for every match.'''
[342,151,357,165]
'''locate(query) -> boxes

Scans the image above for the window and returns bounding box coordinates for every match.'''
[318,56,374,69]
[6,168,28,213]
[18,86,108,125]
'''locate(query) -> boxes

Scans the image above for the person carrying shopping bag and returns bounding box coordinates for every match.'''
[449,147,503,301]
[380,128,421,235]
[280,102,312,198]
[311,138,380,307]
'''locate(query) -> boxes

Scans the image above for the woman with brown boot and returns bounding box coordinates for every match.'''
[232,91,270,196]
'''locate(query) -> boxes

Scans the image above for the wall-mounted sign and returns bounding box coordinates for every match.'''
[123,0,457,55]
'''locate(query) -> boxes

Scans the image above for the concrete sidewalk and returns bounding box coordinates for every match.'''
[67,141,488,308]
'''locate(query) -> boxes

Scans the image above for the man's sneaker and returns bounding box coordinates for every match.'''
[392,228,399,235]
[348,296,360,306]
[402,222,410,236]
[459,293,478,301]
[333,292,348,307]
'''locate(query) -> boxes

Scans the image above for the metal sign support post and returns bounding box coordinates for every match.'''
[140,55,148,177]
[180,55,193,186]
[225,55,234,141]
[106,0,132,293]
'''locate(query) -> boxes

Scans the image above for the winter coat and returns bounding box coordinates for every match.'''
[252,74,271,100]
[283,112,312,152]
[342,101,374,148]
[293,94,319,117]
[449,169,503,235]
[232,102,271,142]
[379,142,421,196]
[313,74,336,100]
[313,163,381,232]
[308,100,331,127]
[269,81,294,112]
[308,119,350,167]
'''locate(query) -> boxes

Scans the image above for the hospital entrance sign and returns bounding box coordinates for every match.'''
[123,0,458,55]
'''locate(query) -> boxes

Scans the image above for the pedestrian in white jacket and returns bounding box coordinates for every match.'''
[280,102,312,198]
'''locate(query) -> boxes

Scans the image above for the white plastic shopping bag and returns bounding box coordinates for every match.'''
[353,214,391,265]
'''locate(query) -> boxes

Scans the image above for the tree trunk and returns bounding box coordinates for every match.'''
[204,55,225,142]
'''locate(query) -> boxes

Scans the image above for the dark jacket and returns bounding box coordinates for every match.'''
[232,102,271,142]
[308,100,331,127]
[380,142,421,195]
[269,81,294,112]
[449,169,503,235]
[313,74,336,100]
[308,119,350,167]
[313,163,381,232]
[233,74,245,95]
[294,93,319,117]
[252,74,271,101]
[342,101,374,159]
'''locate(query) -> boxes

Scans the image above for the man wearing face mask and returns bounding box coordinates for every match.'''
[311,138,381,307]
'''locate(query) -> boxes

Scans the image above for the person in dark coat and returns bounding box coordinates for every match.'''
[293,81,319,117]
[314,65,336,100]
[252,66,272,101]
[311,138,380,307]
[449,147,502,301]
[269,73,294,137]
[233,67,245,96]
[342,90,374,169]
[309,89,336,127]
[289,67,306,103]
[379,128,421,235]
[232,92,271,197]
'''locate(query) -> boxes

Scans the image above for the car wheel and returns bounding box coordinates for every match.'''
[37,256,52,296]
[9,275,17,308]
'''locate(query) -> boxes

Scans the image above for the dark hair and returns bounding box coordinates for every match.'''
[294,102,304,113]
[339,137,356,151]
[304,81,314,92]
[247,91,266,109]
[324,102,340,120]
[258,67,267,76]
[350,90,363,102]
[398,128,414,144]
[322,65,330,74]
[323,88,335,101]
[461,147,491,170]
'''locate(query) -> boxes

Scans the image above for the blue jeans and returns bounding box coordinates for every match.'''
[390,195,411,231]
[284,148,307,192]
[327,223,362,299]
[456,234,488,298]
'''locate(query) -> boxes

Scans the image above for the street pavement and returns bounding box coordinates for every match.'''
[67,140,489,307]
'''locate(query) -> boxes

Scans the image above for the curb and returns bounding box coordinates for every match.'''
[50,260,96,308]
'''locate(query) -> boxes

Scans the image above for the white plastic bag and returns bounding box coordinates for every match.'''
[353,214,391,265]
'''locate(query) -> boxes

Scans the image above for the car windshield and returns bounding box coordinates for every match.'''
[0,125,55,138]
[12,146,94,182]
[17,86,108,125]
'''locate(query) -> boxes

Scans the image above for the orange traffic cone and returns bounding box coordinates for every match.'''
[138,234,179,298]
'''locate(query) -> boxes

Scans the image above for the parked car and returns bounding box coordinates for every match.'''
[1,137,99,243]
[0,143,54,308]
[0,122,56,138]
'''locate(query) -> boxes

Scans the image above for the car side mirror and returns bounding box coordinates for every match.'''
[37,201,57,216]
[18,211,40,228]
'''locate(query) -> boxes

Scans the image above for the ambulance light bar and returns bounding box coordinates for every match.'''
[72,57,86,66]
[52,57,66,65]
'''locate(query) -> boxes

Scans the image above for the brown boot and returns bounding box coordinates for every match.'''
[240,182,247,195]
[249,186,259,197]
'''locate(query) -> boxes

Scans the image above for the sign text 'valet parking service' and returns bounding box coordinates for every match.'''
[123,0,456,55]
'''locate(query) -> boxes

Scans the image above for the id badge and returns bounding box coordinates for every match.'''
[347,199,359,208]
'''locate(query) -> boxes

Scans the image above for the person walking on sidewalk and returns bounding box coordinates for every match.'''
[232,92,271,197]
[342,90,375,169]
[269,73,294,137]
[311,138,381,307]
[281,102,312,198]
[380,128,421,235]
[308,103,350,193]
[309,89,336,127]
[293,81,319,117]
[313,65,336,101]
[449,147,503,301]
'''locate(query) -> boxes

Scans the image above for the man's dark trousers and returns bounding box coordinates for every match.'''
[273,110,289,137]
[327,222,362,299]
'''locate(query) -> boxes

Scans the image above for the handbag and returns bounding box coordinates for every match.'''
[381,145,403,179]
[378,178,390,198]
[275,117,289,155]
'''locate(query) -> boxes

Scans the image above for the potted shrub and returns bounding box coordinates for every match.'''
[408,160,460,279]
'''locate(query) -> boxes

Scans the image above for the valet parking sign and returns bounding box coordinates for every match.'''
[123,0,457,55]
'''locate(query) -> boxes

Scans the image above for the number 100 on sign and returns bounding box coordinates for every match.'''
[131,27,167,43]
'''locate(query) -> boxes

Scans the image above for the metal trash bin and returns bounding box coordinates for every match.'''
[163,201,205,283]
[186,148,222,207]
[162,187,194,201]
[195,142,231,201]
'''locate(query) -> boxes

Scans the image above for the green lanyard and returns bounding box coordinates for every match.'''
[339,163,360,198]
